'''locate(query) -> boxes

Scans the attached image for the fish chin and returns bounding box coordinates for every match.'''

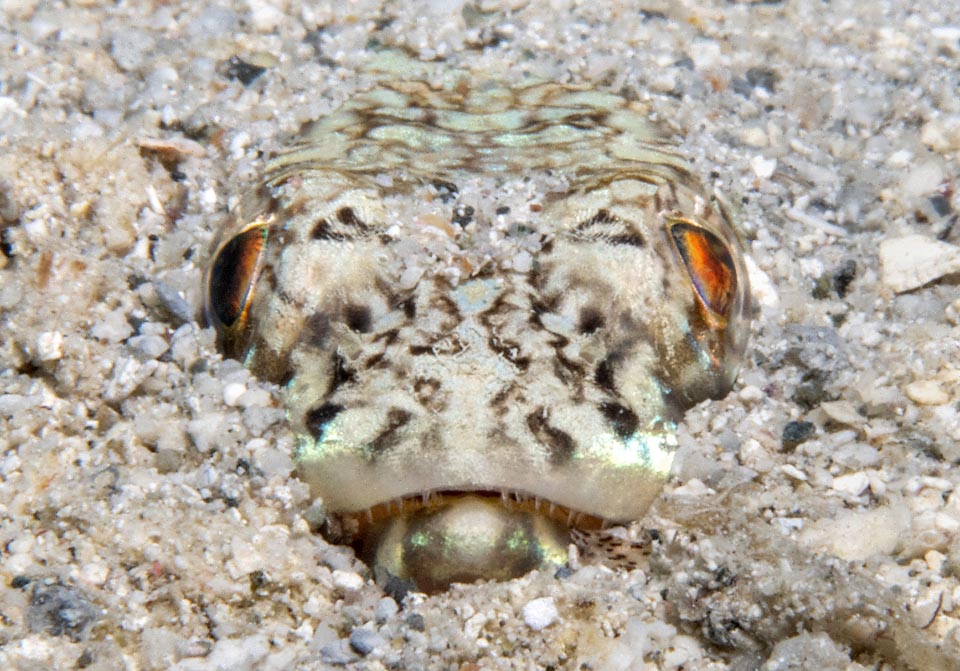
[356,494,571,594]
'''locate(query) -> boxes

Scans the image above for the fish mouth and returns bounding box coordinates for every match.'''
[322,489,612,594]
[325,487,611,543]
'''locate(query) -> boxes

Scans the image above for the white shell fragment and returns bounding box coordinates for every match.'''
[36,330,64,361]
[879,234,960,294]
[750,155,777,180]
[522,597,559,631]
[799,504,911,561]
[904,380,950,406]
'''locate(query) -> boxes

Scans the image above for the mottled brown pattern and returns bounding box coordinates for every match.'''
[205,80,752,525]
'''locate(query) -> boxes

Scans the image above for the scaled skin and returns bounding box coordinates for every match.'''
[205,81,751,587]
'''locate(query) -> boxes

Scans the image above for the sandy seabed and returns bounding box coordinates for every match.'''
[2,1,960,669]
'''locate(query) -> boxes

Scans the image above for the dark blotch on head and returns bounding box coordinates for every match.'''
[414,377,441,398]
[578,307,605,334]
[527,408,576,465]
[305,403,344,439]
[605,233,645,247]
[400,297,416,319]
[311,218,346,240]
[305,312,331,346]
[576,209,644,247]
[552,347,585,385]
[599,402,639,438]
[528,301,547,326]
[370,408,412,454]
[363,352,387,369]
[577,209,617,230]
[327,353,356,394]
[337,207,367,229]
[594,355,617,392]
[488,336,530,370]
[344,304,372,333]
[374,328,400,347]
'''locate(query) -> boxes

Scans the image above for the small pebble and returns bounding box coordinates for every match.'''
[222,382,247,406]
[348,627,385,656]
[819,400,864,428]
[832,472,870,497]
[320,639,359,665]
[904,380,950,406]
[900,159,945,198]
[404,613,426,632]
[92,309,133,342]
[626,582,646,600]
[153,281,196,325]
[36,331,64,361]
[129,334,169,360]
[188,6,239,38]
[331,569,364,592]
[925,550,946,574]
[781,464,808,481]
[799,505,910,560]
[374,596,399,623]
[512,250,533,273]
[781,420,816,450]
[745,66,780,92]
[110,29,156,71]
[879,234,960,294]
[738,385,764,404]
[739,126,768,147]
[141,628,182,670]
[750,155,777,180]
[521,597,559,631]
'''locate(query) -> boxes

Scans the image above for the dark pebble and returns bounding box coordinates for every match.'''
[348,628,384,656]
[793,370,831,408]
[432,180,459,203]
[782,420,816,449]
[27,583,101,641]
[731,77,754,98]
[225,56,266,85]
[452,204,475,227]
[930,194,952,217]
[745,67,780,92]
[404,613,426,632]
[769,325,848,408]
[832,260,857,298]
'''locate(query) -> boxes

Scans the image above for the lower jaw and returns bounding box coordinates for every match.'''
[337,494,585,594]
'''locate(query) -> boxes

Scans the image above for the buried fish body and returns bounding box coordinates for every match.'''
[204,80,751,592]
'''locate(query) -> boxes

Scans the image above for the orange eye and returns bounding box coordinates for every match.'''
[206,225,267,330]
[670,222,736,321]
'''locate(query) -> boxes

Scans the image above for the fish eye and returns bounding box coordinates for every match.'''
[205,224,268,355]
[669,220,737,325]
